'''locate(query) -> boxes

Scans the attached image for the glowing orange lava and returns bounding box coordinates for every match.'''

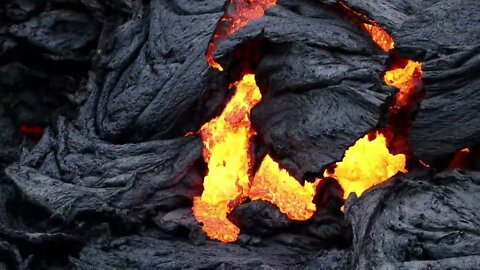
[324,132,406,199]
[250,155,321,220]
[207,0,276,70]
[384,60,423,110]
[326,4,423,199]
[193,73,320,242]
[193,74,261,242]
[363,23,394,52]
[195,0,426,242]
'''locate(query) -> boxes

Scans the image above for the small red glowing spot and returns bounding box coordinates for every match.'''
[19,125,44,139]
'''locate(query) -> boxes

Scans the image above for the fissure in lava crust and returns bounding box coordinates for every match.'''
[194,0,425,242]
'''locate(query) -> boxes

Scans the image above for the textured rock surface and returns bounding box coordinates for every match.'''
[1,0,480,268]
[304,249,352,270]
[72,236,308,269]
[347,170,480,269]
[342,0,434,32]
[92,0,226,142]
[0,0,100,129]
[6,119,203,225]
[214,1,393,178]
[230,200,295,235]
[393,0,480,166]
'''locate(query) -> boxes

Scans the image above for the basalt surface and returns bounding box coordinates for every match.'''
[0,0,479,269]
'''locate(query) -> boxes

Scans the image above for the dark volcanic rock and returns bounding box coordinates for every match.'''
[6,118,203,226]
[214,1,394,178]
[230,200,295,235]
[0,182,80,269]
[71,236,307,269]
[0,109,21,170]
[7,9,99,60]
[153,208,200,236]
[93,0,226,142]
[342,0,434,33]
[0,0,105,136]
[392,0,480,167]
[346,170,480,269]
[304,249,352,270]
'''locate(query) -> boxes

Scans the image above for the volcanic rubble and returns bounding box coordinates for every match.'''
[0,0,480,269]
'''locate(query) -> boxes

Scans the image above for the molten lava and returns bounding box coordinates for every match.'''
[193,74,261,242]
[324,132,406,199]
[363,24,394,52]
[384,60,423,110]
[250,155,320,220]
[193,73,320,242]
[207,0,276,70]
[195,0,425,242]
[19,125,44,139]
[326,6,423,199]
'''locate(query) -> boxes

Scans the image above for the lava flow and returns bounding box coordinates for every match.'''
[195,0,425,242]
[325,4,423,199]
[193,73,320,242]
[193,74,261,242]
[207,0,276,70]
[250,155,320,220]
[195,0,303,243]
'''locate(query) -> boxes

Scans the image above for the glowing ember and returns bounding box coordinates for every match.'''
[193,74,261,242]
[207,0,276,70]
[448,148,472,169]
[324,132,406,199]
[250,155,320,220]
[363,23,394,52]
[384,60,423,110]
[19,125,44,139]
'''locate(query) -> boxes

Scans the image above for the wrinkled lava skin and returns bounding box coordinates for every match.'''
[0,0,479,269]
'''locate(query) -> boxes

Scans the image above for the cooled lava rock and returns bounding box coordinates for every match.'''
[230,200,295,235]
[347,170,480,269]
[0,0,480,268]
[6,119,203,226]
[71,235,308,269]
[214,0,394,178]
[397,0,480,167]
[0,0,100,129]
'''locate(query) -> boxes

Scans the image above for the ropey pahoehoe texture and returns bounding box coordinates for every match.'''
[0,0,479,269]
